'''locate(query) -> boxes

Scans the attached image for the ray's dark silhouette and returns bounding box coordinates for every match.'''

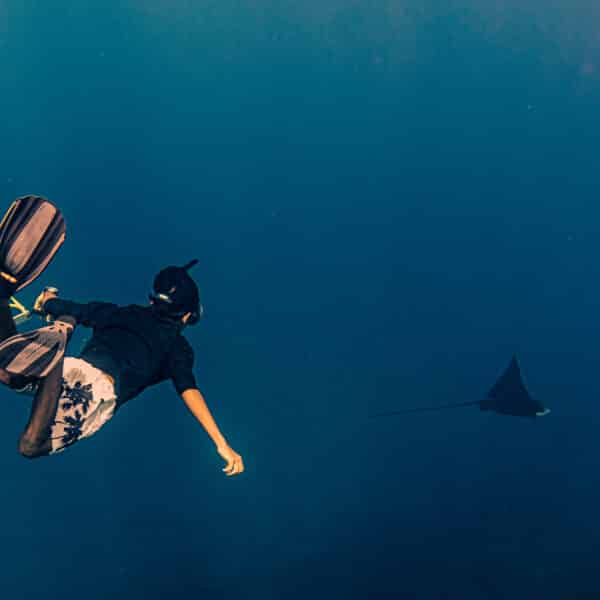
[369,356,550,420]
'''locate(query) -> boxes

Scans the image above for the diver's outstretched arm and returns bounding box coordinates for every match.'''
[180,388,245,476]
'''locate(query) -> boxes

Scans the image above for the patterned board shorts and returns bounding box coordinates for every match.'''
[50,357,118,454]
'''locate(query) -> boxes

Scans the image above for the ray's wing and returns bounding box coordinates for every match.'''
[486,356,547,418]
[488,356,530,403]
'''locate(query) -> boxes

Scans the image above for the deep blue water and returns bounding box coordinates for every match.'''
[1,1,600,598]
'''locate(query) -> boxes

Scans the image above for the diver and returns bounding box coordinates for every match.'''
[0,196,244,475]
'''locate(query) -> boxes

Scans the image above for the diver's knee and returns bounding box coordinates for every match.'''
[18,435,48,459]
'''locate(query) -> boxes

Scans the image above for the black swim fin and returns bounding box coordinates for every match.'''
[0,316,75,379]
[0,196,66,296]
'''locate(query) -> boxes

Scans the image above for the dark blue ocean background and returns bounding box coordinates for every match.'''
[1,1,600,598]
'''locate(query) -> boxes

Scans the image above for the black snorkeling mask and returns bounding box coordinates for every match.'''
[149,259,203,326]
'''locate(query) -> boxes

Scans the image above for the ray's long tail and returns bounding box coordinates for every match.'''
[368,400,481,418]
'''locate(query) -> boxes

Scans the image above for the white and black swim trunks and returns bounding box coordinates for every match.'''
[50,357,117,454]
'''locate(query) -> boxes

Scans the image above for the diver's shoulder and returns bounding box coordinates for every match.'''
[173,332,194,354]
[175,332,193,347]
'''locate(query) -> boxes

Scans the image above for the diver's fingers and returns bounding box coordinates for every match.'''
[33,292,45,312]
[228,460,242,476]
[223,459,235,474]
[224,458,244,476]
[34,289,57,312]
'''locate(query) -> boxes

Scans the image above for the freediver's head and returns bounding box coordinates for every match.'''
[149,259,203,326]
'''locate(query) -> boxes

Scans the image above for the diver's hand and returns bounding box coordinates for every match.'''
[33,287,58,313]
[217,443,245,477]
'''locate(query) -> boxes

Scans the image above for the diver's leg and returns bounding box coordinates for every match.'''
[19,358,117,458]
[17,357,64,459]
[0,298,17,342]
[0,298,19,386]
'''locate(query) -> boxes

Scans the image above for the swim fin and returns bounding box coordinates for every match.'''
[0,196,66,296]
[0,316,75,379]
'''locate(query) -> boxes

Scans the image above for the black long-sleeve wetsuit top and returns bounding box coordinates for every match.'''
[44,298,198,407]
